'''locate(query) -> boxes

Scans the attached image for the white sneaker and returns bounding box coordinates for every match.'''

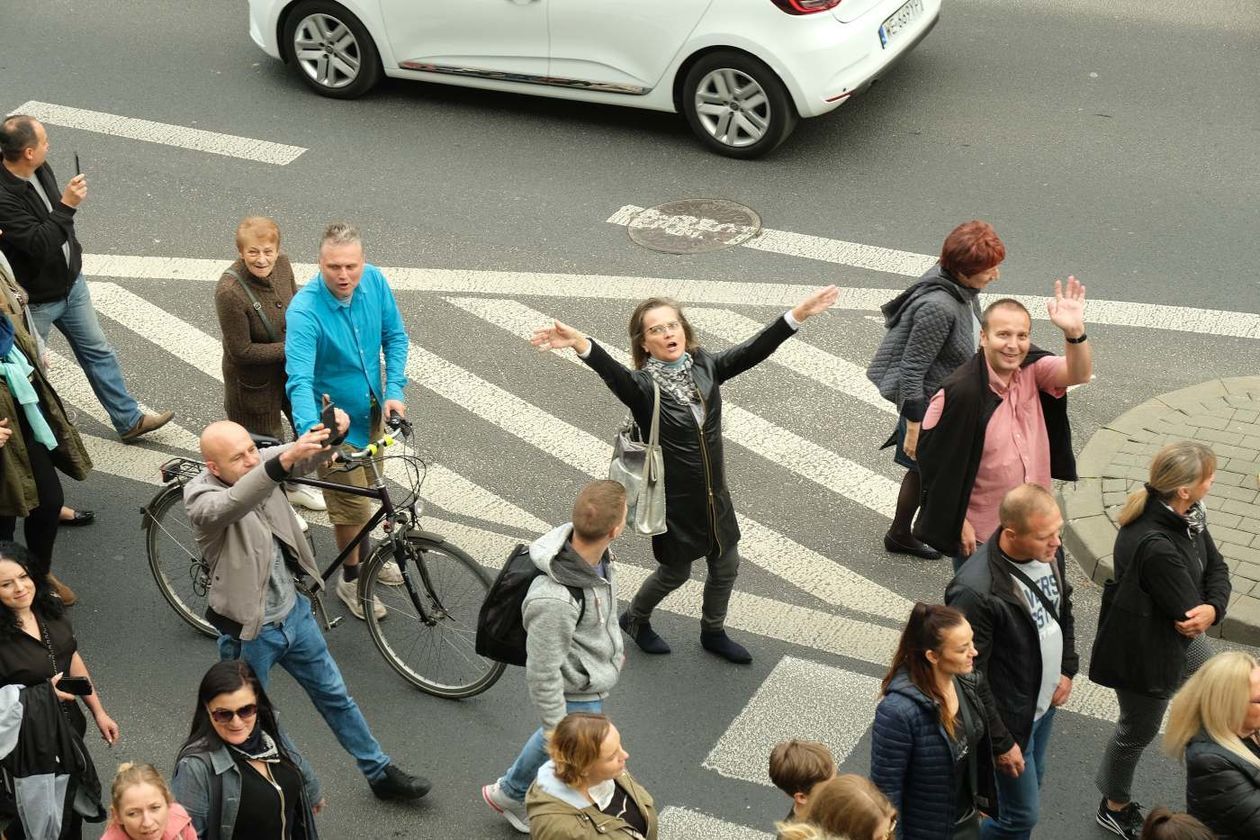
[335,576,385,621]
[286,484,327,511]
[290,508,310,533]
[482,780,530,834]
[376,560,404,585]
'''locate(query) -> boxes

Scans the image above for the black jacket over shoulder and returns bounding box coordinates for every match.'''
[582,315,796,566]
[915,349,1076,556]
[1089,497,1231,698]
[945,535,1079,748]
[1185,731,1260,840]
[0,162,83,303]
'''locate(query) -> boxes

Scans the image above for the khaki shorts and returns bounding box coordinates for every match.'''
[317,420,384,526]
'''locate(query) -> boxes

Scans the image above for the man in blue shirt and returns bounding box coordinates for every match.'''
[285,223,409,619]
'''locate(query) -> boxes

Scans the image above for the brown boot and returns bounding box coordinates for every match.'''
[121,410,175,442]
[47,573,78,607]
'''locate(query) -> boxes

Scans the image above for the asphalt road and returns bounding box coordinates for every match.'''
[3,0,1260,837]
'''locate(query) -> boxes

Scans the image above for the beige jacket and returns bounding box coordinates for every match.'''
[184,444,328,640]
[526,769,658,840]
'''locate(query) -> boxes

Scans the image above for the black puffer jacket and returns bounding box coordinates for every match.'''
[1090,496,1231,698]
[1185,731,1260,840]
[582,316,796,566]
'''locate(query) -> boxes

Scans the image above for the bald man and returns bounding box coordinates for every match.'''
[184,418,432,802]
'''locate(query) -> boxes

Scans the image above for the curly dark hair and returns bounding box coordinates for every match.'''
[0,541,64,638]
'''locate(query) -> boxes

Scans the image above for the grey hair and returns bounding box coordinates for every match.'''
[320,222,362,251]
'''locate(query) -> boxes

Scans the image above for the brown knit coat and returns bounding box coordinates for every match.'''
[214,255,297,437]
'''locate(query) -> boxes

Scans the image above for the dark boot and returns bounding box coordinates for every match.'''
[619,612,671,654]
[700,630,752,664]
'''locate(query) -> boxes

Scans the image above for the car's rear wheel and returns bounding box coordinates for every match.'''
[282,1,382,99]
[681,51,797,159]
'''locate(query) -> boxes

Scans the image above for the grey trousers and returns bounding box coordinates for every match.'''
[627,543,740,633]
[1095,634,1213,802]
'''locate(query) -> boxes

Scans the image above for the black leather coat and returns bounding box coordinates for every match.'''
[582,316,796,566]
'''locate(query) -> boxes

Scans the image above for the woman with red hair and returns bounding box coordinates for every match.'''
[866,221,1005,560]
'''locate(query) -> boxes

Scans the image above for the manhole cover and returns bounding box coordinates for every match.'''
[626,199,762,254]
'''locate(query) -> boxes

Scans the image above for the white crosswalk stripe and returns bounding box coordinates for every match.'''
[658,807,773,840]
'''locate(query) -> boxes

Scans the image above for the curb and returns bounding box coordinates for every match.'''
[1061,377,1260,646]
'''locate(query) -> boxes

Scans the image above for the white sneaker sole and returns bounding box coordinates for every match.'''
[336,584,386,621]
[481,785,530,834]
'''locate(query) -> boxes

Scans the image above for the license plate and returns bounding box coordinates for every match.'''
[879,0,925,49]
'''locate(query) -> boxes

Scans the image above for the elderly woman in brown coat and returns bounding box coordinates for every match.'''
[0,249,91,604]
[214,217,323,511]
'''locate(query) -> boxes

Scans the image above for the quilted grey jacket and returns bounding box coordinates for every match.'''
[866,264,982,421]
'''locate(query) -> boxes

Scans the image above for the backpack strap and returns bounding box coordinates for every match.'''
[1005,563,1060,625]
[566,585,587,624]
[223,266,280,343]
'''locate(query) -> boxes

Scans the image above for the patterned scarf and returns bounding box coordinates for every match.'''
[1152,483,1208,536]
[229,727,282,763]
[643,353,700,408]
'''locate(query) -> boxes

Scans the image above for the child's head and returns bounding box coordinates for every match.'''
[769,740,836,810]
[110,762,174,840]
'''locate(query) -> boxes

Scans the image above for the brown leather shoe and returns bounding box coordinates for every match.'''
[121,410,175,442]
[47,573,77,607]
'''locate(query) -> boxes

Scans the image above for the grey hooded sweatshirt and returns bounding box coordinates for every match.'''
[524,524,625,730]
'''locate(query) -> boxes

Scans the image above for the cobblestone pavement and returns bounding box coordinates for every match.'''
[1062,377,1260,644]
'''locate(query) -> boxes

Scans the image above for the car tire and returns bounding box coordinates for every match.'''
[681,51,798,159]
[282,1,382,99]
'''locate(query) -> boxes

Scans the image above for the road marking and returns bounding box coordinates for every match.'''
[609,204,935,277]
[686,307,894,415]
[444,295,900,516]
[440,295,909,618]
[658,807,773,840]
[11,101,306,165]
[80,252,1260,338]
[704,656,881,785]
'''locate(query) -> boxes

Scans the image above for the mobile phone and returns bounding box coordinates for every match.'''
[74,153,81,176]
[57,675,93,696]
[321,398,346,447]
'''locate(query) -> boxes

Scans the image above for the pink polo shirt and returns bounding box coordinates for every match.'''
[923,355,1067,543]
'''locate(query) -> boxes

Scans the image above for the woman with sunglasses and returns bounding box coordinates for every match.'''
[532,285,838,664]
[871,603,1021,840]
[776,774,897,840]
[171,660,323,840]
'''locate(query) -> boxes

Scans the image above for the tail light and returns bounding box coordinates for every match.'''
[769,0,842,13]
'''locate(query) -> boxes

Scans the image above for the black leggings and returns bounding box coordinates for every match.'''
[0,409,64,577]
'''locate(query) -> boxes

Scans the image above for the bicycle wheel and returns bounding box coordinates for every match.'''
[145,486,217,638]
[363,534,505,699]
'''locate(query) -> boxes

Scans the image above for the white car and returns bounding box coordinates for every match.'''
[247,0,940,158]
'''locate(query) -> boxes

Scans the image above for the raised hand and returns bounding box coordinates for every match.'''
[280,425,332,470]
[1046,276,1086,338]
[791,285,840,322]
[531,320,589,354]
[60,174,87,208]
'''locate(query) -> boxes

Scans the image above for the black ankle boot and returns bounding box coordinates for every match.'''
[618,612,671,654]
[700,630,752,664]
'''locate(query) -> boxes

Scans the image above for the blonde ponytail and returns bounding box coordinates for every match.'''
[1117,441,1216,527]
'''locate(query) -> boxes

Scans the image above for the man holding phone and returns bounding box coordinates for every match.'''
[185,415,432,802]
[0,114,173,442]
[285,222,409,620]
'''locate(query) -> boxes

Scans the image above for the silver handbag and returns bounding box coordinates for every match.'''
[608,381,666,536]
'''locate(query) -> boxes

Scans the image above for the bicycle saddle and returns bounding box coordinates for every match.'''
[250,432,283,449]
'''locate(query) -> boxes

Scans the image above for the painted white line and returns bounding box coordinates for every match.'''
[609,204,935,277]
[80,252,1260,339]
[12,101,306,165]
[658,807,773,840]
[704,655,881,786]
[686,307,894,416]
[437,296,910,619]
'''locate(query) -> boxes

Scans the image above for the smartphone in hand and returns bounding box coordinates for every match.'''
[321,397,346,447]
[74,153,81,176]
[57,676,93,696]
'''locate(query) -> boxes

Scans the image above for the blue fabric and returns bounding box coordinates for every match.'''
[0,312,14,356]
[284,265,408,448]
[217,595,391,781]
[0,343,56,449]
[27,275,141,433]
[499,698,603,802]
[981,707,1055,840]
[871,672,960,840]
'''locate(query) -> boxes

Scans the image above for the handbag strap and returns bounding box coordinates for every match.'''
[647,381,660,448]
[224,266,280,343]
[36,615,71,719]
[1005,562,1060,625]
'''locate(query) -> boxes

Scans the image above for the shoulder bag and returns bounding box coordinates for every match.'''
[608,381,666,537]
[224,266,279,343]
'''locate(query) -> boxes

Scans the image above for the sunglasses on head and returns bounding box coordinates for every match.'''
[209,704,258,724]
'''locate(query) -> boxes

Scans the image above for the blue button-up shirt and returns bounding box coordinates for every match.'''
[284,264,409,448]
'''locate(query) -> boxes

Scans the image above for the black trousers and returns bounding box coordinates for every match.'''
[0,410,65,576]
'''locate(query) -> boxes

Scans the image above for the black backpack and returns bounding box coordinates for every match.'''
[476,543,586,666]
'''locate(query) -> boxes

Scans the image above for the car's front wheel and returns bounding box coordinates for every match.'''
[681,51,798,159]
[282,0,382,99]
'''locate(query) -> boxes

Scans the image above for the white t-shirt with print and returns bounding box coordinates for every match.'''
[1004,557,1063,720]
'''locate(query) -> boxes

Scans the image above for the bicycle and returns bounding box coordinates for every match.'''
[142,416,506,700]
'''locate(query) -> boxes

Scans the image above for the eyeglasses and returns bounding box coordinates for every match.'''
[209,704,258,724]
[645,320,682,337]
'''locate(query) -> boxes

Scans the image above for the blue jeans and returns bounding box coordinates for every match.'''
[28,275,141,434]
[218,595,391,781]
[981,708,1056,840]
[499,698,603,801]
